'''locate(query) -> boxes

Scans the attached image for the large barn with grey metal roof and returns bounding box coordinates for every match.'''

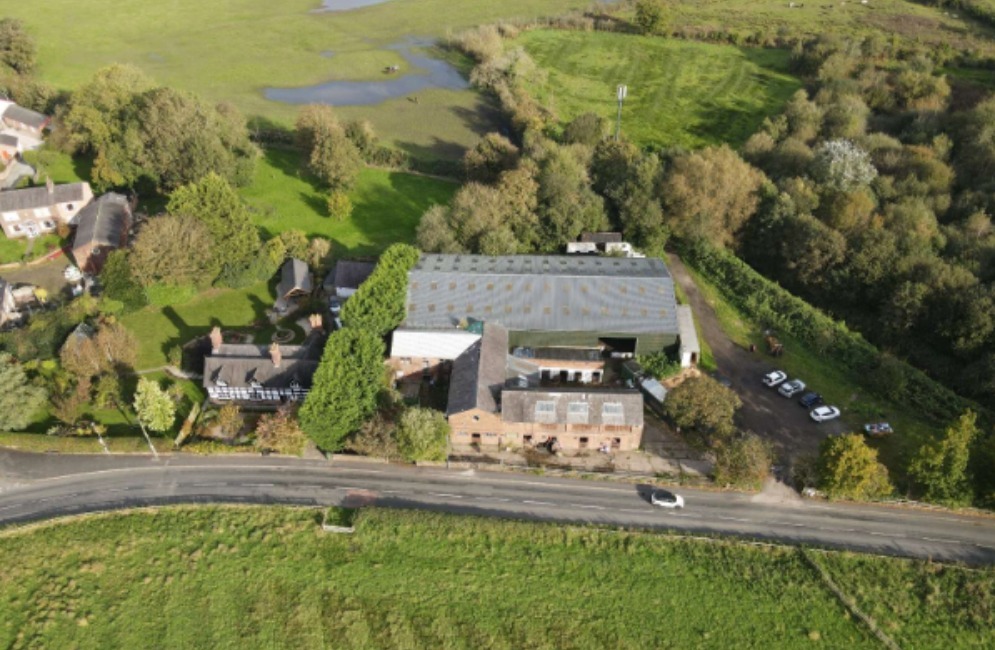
[401,254,680,355]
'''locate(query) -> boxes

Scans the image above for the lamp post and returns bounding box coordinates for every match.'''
[615,84,627,142]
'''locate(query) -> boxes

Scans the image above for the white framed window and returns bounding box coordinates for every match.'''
[567,402,588,424]
[602,402,625,425]
[33,208,50,218]
[2,212,19,223]
[534,400,556,423]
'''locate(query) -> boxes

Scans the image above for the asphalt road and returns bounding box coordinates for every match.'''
[1,451,994,565]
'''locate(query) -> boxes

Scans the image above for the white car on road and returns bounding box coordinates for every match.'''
[810,406,841,422]
[651,489,684,509]
[763,370,787,387]
[778,379,806,397]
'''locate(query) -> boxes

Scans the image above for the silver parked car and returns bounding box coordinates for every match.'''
[778,379,806,398]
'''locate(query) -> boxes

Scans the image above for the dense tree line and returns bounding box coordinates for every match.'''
[59,65,258,192]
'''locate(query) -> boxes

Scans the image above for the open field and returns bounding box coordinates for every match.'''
[241,150,457,255]
[669,0,995,51]
[518,30,801,149]
[2,0,597,159]
[1,506,992,648]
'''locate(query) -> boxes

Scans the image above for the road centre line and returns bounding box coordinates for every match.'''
[522,500,555,506]
[430,493,464,499]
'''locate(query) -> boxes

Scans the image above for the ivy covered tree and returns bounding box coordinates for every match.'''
[908,410,978,506]
[341,243,420,336]
[167,173,261,284]
[0,353,47,431]
[133,378,176,433]
[713,434,774,489]
[817,433,892,501]
[396,407,450,461]
[663,375,741,445]
[299,328,385,451]
[99,250,147,312]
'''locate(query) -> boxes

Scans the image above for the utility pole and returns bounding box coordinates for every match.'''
[615,84,627,142]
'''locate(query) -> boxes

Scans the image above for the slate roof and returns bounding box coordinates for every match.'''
[446,323,508,416]
[326,260,376,291]
[501,388,643,427]
[2,104,49,129]
[0,182,90,212]
[512,346,603,363]
[405,254,678,335]
[500,388,643,427]
[277,258,312,298]
[0,134,18,147]
[203,341,321,390]
[73,193,131,249]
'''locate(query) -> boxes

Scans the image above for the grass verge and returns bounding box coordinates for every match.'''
[2,506,992,648]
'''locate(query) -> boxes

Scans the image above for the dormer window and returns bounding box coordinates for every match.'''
[249,379,263,390]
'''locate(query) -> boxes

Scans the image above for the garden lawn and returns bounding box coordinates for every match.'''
[3,506,991,649]
[518,30,801,149]
[121,282,272,370]
[241,149,457,255]
[4,0,592,158]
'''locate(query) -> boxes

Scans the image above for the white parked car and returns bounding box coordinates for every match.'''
[763,370,787,387]
[778,379,806,397]
[63,265,83,282]
[651,489,684,509]
[810,406,841,422]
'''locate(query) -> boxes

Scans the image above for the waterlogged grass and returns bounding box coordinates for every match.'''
[518,30,801,149]
[0,507,991,648]
[241,149,457,255]
[4,0,594,158]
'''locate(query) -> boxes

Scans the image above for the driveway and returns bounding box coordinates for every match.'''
[667,254,847,463]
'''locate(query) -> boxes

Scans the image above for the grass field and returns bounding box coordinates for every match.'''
[0,506,991,649]
[668,0,995,51]
[241,150,457,255]
[1,0,597,159]
[517,30,801,149]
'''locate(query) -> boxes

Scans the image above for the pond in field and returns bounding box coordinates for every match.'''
[264,37,468,107]
[312,0,391,12]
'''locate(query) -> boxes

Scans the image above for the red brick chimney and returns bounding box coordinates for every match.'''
[269,342,282,368]
[209,326,223,354]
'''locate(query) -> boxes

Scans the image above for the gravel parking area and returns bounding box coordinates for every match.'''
[667,254,848,463]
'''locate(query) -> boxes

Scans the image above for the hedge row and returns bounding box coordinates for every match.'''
[679,241,974,423]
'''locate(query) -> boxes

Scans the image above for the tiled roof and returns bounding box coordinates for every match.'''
[2,104,49,129]
[446,323,508,415]
[0,182,90,212]
[73,193,131,249]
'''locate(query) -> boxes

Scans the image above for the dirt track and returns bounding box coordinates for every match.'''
[667,254,847,463]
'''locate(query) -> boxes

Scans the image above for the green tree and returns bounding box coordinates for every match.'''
[327,190,353,221]
[663,145,766,247]
[817,433,892,500]
[908,410,978,505]
[296,104,363,190]
[713,434,774,489]
[99,250,147,312]
[0,17,36,75]
[299,328,385,451]
[341,243,420,336]
[663,375,742,444]
[562,112,608,147]
[536,145,608,250]
[633,0,668,35]
[277,229,309,261]
[396,407,450,461]
[133,378,176,433]
[0,353,47,431]
[130,214,218,288]
[464,132,519,183]
[167,173,261,279]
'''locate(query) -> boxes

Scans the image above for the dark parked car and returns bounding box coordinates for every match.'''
[798,392,823,408]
